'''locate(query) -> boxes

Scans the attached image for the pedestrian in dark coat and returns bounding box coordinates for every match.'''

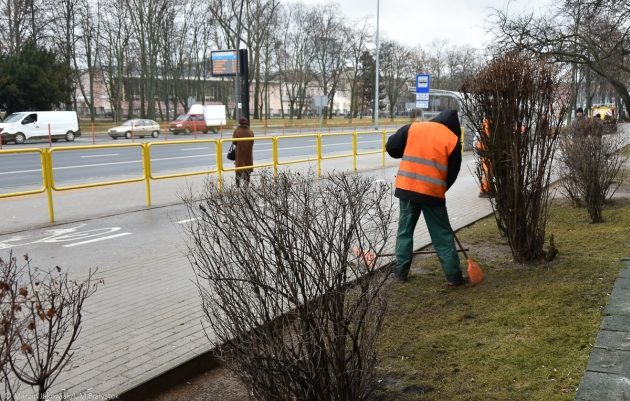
[232,116,254,188]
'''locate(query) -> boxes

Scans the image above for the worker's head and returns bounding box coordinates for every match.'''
[576,107,584,119]
[238,116,250,127]
[430,109,461,137]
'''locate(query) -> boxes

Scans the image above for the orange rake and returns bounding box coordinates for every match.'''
[453,231,484,286]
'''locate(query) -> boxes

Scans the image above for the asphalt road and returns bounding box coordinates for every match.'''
[0,131,389,192]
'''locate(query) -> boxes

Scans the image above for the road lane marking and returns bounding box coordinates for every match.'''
[0,168,42,175]
[0,140,384,175]
[180,147,209,151]
[177,217,199,224]
[80,153,120,158]
[152,154,214,161]
[63,232,132,247]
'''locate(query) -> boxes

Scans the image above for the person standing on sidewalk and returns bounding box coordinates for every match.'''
[386,109,466,286]
[232,116,254,188]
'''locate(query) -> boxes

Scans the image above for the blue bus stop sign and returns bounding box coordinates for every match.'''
[416,74,430,93]
[415,74,430,109]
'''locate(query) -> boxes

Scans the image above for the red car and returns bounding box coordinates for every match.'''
[169,114,208,134]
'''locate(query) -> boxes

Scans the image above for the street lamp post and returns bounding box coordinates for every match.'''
[374,0,380,129]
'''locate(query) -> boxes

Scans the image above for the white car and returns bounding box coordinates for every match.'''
[108,119,161,139]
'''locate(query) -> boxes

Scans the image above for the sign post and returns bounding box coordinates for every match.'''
[415,73,430,110]
[210,49,250,121]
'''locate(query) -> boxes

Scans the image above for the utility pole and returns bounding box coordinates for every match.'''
[374,0,380,129]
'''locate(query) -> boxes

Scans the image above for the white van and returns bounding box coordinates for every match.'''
[189,104,227,129]
[0,111,81,144]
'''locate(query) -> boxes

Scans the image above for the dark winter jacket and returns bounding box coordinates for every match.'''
[386,109,462,206]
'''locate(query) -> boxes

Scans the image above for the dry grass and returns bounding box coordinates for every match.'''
[373,199,630,401]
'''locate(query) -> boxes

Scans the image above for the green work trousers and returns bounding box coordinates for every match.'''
[395,199,463,282]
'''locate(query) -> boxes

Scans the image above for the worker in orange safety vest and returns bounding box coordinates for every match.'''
[386,109,465,286]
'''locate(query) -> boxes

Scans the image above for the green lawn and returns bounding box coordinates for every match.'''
[375,199,630,400]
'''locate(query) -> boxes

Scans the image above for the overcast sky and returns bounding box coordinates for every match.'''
[286,0,552,49]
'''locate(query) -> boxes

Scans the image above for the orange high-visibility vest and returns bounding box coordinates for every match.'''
[395,122,459,199]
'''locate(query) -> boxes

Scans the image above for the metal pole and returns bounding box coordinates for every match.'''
[374,0,380,129]
[234,0,245,122]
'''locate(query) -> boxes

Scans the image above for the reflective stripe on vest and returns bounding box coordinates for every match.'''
[395,122,458,199]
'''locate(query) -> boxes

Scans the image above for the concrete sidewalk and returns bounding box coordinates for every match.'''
[4,151,493,399]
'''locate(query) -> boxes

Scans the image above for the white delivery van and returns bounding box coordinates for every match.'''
[189,104,227,132]
[0,111,81,144]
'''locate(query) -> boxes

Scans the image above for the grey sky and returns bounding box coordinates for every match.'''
[286,0,552,49]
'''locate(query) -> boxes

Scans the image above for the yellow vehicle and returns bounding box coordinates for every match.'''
[591,104,617,132]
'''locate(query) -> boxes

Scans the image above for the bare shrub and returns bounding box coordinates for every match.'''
[0,253,99,401]
[558,119,629,223]
[184,170,395,401]
[461,51,568,263]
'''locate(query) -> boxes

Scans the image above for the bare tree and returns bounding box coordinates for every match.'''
[426,39,448,89]
[380,40,413,119]
[0,0,33,54]
[310,4,348,120]
[72,0,101,122]
[46,0,79,110]
[241,0,280,120]
[462,51,568,262]
[345,19,372,121]
[99,0,131,122]
[184,171,394,401]
[494,0,630,120]
[125,0,170,118]
[275,3,314,119]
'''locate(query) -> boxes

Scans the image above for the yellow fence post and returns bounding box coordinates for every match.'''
[460,126,465,149]
[217,139,224,191]
[272,136,278,177]
[352,130,357,173]
[143,143,152,207]
[43,149,55,223]
[382,129,387,167]
[317,133,322,177]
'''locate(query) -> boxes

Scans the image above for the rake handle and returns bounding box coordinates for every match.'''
[378,248,469,257]
[452,231,469,260]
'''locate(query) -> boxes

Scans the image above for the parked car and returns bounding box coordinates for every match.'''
[108,119,161,139]
[169,104,227,134]
[0,111,81,144]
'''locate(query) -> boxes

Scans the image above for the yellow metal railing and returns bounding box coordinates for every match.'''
[275,134,319,167]
[0,148,47,199]
[355,130,388,169]
[318,132,357,175]
[49,144,146,192]
[0,130,395,223]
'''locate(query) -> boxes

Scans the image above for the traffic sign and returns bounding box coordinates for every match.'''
[416,74,430,93]
[416,100,429,109]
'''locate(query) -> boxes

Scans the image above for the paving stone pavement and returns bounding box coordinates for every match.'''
[14,150,489,399]
[576,258,630,401]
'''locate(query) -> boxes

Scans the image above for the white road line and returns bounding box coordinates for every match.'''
[63,232,132,247]
[176,217,199,224]
[152,154,214,161]
[0,168,42,175]
[180,147,209,151]
[0,139,384,175]
[80,153,120,158]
